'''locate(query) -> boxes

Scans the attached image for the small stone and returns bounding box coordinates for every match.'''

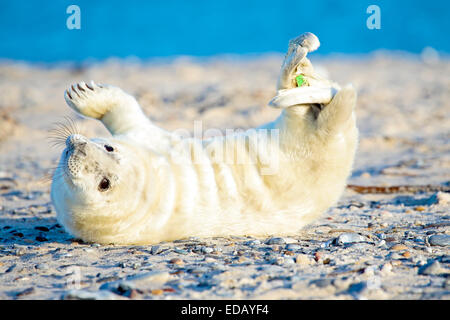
[115,281,135,292]
[333,233,366,245]
[244,239,261,246]
[284,258,296,265]
[35,263,50,270]
[412,256,427,266]
[236,256,248,263]
[131,262,141,270]
[347,281,369,298]
[391,260,402,266]
[414,206,426,212]
[418,260,448,276]
[265,237,286,245]
[127,289,140,299]
[402,251,412,258]
[14,248,26,256]
[445,279,450,290]
[190,267,208,275]
[428,234,450,247]
[285,243,302,251]
[203,257,216,263]
[362,265,377,277]
[390,244,408,251]
[272,257,285,266]
[150,245,162,255]
[173,248,188,255]
[414,220,424,226]
[15,276,30,282]
[34,226,49,232]
[361,172,371,178]
[5,264,16,273]
[376,233,387,240]
[171,270,184,276]
[320,240,333,248]
[377,240,386,247]
[36,236,48,242]
[283,238,298,244]
[63,289,123,300]
[100,271,171,292]
[271,245,282,252]
[380,210,393,218]
[16,287,35,297]
[310,279,334,288]
[314,252,322,262]
[151,289,164,295]
[333,277,353,291]
[435,192,450,205]
[169,258,184,265]
[380,263,393,275]
[201,247,213,254]
[388,252,403,260]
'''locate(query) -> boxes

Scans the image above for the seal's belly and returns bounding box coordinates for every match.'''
[126,131,353,243]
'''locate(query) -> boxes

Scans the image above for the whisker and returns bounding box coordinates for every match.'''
[47,116,85,149]
[64,115,80,136]
[44,115,83,186]
[38,173,54,185]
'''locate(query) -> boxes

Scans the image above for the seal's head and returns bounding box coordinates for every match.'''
[50,133,146,243]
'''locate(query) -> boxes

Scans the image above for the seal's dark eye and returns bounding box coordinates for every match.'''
[98,178,110,191]
[104,145,114,152]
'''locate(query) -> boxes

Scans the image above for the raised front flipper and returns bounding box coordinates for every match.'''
[64,81,174,152]
[64,81,150,135]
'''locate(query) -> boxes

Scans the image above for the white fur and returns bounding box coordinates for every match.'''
[51,33,359,245]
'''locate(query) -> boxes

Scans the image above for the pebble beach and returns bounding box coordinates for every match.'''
[0,52,449,300]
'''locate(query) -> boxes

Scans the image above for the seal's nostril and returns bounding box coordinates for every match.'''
[66,134,85,147]
[65,135,88,158]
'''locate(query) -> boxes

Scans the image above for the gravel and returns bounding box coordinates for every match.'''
[0,55,449,300]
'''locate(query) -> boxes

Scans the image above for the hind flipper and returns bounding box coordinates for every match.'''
[317,85,357,134]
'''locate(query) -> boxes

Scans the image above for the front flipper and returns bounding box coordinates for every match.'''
[64,81,175,152]
[64,81,151,135]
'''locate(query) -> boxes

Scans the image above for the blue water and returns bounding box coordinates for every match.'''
[0,0,448,62]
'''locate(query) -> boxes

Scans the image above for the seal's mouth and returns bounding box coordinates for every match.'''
[62,145,82,182]
[62,170,76,189]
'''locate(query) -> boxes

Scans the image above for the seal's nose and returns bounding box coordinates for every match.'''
[66,134,87,155]
[66,134,85,147]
